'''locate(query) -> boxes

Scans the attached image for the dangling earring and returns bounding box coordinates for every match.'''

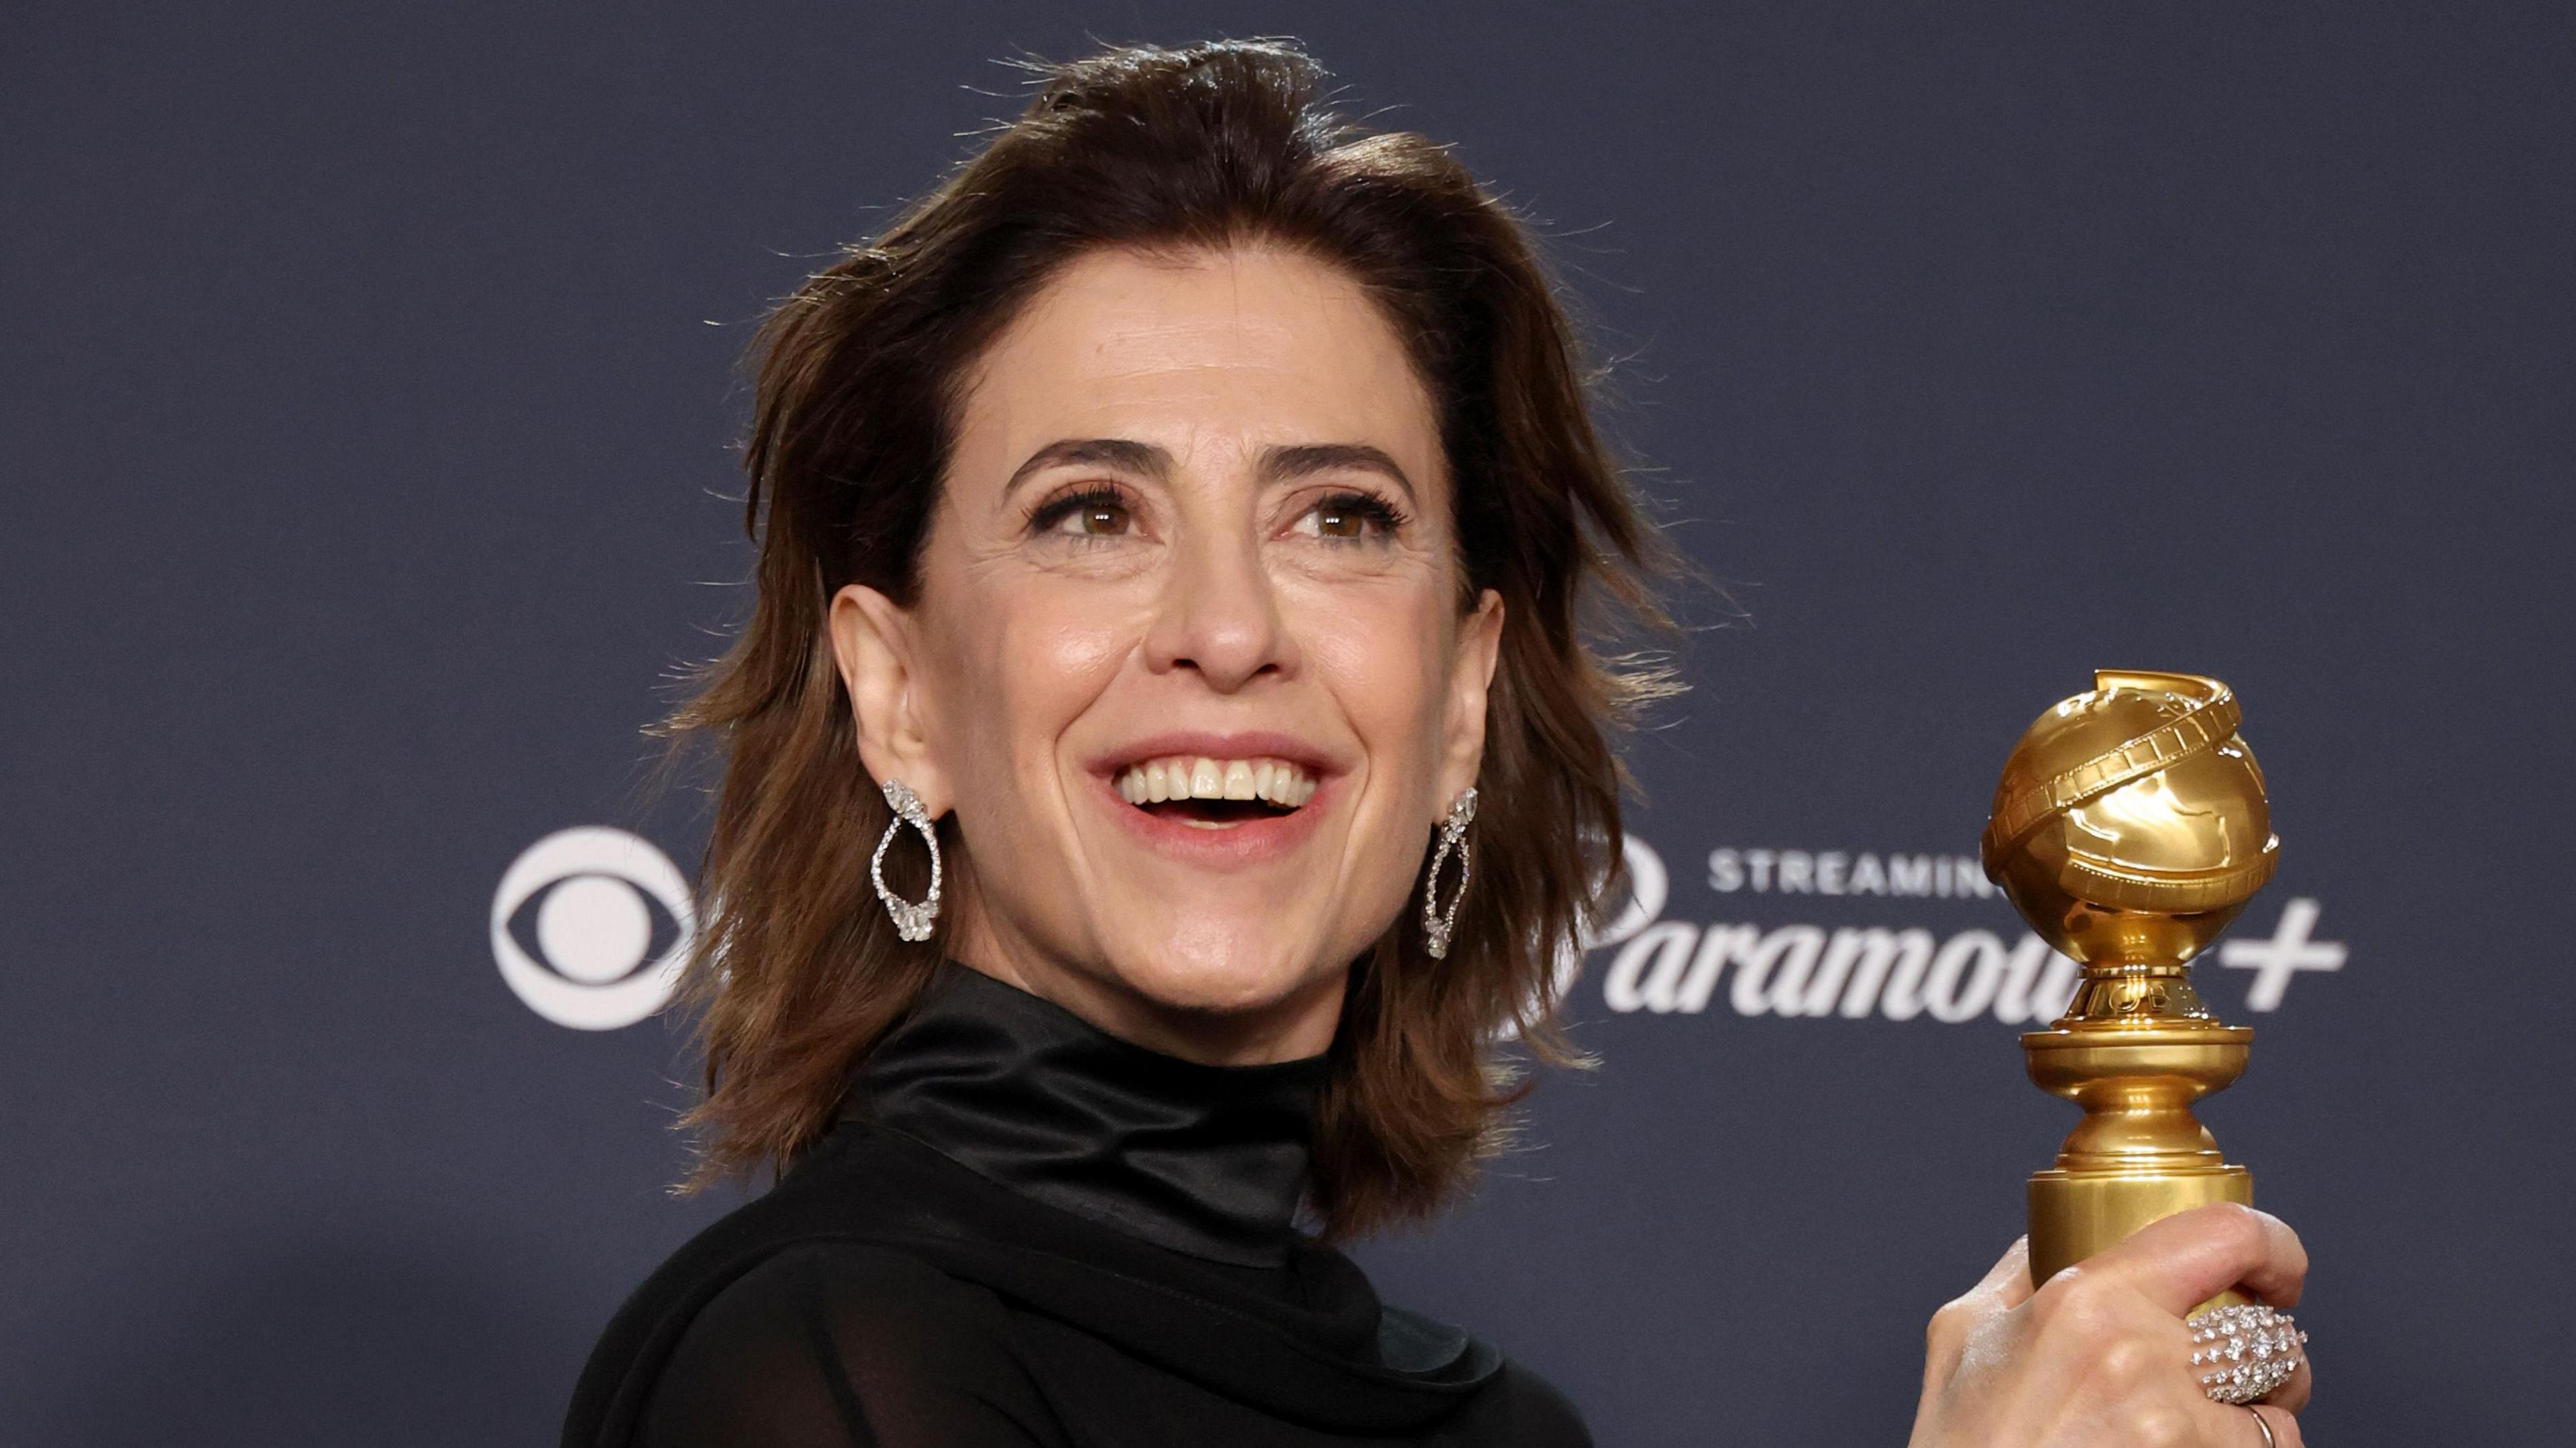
[871,778,942,942]
[1421,787,1478,960]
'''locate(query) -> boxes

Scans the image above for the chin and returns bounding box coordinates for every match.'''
[1104,930,1340,1019]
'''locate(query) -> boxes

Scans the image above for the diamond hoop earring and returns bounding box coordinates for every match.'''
[1421,787,1478,960]
[870,778,943,942]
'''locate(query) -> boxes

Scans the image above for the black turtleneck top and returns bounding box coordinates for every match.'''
[562,963,1591,1447]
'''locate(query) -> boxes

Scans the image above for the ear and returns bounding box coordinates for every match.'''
[1435,589,1505,817]
[828,583,955,818]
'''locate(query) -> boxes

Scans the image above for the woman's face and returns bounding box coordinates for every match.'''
[830,243,1501,1063]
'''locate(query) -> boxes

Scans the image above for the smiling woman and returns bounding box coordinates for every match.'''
[835,241,1509,1066]
[564,37,2314,1448]
[640,41,1674,1244]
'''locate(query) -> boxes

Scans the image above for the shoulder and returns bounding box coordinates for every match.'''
[637,1241,1060,1447]
[673,1239,1018,1366]
[1477,1357,1595,1447]
[568,1126,1078,1446]
[1376,1300,1593,1445]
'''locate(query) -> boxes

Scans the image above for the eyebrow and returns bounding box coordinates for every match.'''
[998,437,1417,502]
[1258,443,1417,501]
[1001,438,1175,500]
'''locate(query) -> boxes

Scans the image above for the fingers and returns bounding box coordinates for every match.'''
[1974,1235,2035,1310]
[1921,1237,2031,1390]
[2249,1404,2302,1447]
[2265,1349,2312,1413]
[1932,1235,2031,1335]
[2085,1204,2308,1317]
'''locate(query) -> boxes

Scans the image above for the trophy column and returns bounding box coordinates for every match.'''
[1982,671,2278,1290]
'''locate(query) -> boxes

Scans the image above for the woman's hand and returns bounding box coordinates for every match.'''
[1909,1203,2312,1447]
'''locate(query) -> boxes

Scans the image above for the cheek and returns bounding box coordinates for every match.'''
[1301,588,1454,956]
[932,575,1137,795]
[1294,582,1452,773]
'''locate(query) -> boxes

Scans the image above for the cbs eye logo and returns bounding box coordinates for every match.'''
[491,827,696,1029]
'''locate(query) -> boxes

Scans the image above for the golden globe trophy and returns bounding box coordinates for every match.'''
[1982,671,2307,1402]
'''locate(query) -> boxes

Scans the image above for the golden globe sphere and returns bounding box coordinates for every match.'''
[1981,671,2279,969]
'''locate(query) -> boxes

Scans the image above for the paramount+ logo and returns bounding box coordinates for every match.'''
[1587,838,2346,1025]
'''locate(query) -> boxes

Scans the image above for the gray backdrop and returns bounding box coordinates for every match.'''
[7,3,2569,1443]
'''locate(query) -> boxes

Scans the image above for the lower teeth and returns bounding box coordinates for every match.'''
[1140,799,1290,824]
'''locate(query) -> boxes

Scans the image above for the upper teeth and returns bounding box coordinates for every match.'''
[1115,757,1316,808]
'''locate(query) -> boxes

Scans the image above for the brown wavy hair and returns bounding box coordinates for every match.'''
[667,38,1677,1237]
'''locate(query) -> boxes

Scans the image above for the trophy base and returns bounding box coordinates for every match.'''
[2029,1165,2253,1311]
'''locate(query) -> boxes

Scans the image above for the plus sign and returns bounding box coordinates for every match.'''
[2218,897,2347,1011]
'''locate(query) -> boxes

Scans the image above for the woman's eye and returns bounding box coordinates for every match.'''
[1315,505,1368,539]
[1036,491,1133,537]
[1297,493,1403,543]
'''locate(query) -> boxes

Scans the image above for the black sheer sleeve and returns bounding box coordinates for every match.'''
[636,1244,1065,1448]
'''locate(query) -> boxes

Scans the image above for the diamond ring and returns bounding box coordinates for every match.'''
[2187,1302,2308,1404]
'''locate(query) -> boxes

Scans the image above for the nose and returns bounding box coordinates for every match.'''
[1142,526,1297,692]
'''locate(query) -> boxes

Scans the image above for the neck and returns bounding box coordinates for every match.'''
[948,903,1348,1066]
[851,961,1331,1265]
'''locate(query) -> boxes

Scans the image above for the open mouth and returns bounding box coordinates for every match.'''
[1114,755,1316,830]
